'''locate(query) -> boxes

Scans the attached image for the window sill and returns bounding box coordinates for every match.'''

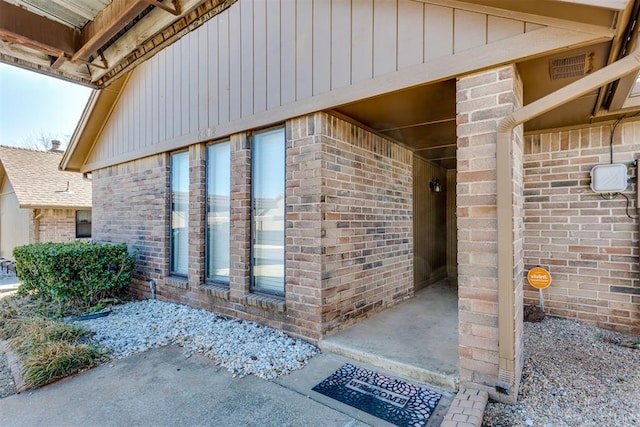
[199,283,230,300]
[243,293,286,313]
[163,276,189,290]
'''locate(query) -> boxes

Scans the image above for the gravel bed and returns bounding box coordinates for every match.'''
[483,316,640,427]
[79,299,318,380]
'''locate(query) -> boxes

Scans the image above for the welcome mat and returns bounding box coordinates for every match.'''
[312,364,441,426]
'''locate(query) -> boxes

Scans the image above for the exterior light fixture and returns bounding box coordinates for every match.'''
[429,179,442,193]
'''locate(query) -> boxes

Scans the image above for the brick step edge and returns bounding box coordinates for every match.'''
[440,387,488,427]
[0,339,27,393]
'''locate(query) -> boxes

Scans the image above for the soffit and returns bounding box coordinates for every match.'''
[333,1,638,168]
[0,0,237,88]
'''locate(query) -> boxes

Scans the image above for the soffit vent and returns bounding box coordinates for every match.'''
[549,53,593,80]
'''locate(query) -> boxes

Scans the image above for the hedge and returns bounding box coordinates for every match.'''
[13,242,136,308]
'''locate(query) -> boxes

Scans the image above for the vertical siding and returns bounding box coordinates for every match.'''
[296,0,313,100]
[397,0,424,69]
[331,0,351,89]
[229,4,241,120]
[312,0,331,95]
[253,0,267,113]
[425,4,453,61]
[207,19,219,126]
[265,0,280,109]
[280,1,296,106]
[414,156,448,289]
[454,10,487,53]
[351,0,374,83]
[373,0,397,77]
[88,0,534,165]
[240,0,254,118]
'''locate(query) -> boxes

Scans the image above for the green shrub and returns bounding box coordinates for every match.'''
[13,242,136,310]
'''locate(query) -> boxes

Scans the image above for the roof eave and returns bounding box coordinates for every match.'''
[21,203,92,210]
[61,72,129,172]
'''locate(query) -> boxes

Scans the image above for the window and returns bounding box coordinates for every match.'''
[251,127,285,295]
[171,151,189,276]
[206,141,230,283]
[75,210,91,238]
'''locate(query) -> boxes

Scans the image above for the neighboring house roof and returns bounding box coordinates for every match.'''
[0,145,91,209]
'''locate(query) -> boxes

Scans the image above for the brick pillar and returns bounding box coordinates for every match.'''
[456,65,524,403]
[229,133,251,300]
[188,143,206,285]
[285,116,324,339]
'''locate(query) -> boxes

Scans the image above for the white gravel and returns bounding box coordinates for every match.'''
[79,299,318,380]
[483,316,640,427]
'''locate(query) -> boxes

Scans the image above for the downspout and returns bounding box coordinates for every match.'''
[496,46,640,392]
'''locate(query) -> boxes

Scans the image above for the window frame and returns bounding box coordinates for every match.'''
[75,210,91,239]
[205,140,231,285]
[170,150,189,277]
[250,125,287,297]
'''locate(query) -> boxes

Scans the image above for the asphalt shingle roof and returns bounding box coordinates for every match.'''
[0,146,91,209]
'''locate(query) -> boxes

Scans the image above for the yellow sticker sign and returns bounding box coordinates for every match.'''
[527,267,552,289]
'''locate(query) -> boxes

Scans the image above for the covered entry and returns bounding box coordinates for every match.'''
[320,80,461,390]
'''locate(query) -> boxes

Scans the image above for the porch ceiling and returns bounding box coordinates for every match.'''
[333,41,639,170]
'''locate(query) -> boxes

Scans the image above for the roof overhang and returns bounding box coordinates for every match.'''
[0,0,237,88]
[61,72,129,171]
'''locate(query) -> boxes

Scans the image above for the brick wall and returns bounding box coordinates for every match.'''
[311,113,414,335]
[37,208,87,243]
[523,120,640,335]
[91,112,413,342]
[456,65,523,403]
[92,155,170,295]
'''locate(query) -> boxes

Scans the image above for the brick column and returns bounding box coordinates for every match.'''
[285,116,324,339]
[456,65,524,403]
[188,143,206,285]
[229,133,251,300]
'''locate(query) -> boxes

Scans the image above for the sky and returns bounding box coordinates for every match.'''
[0,63,92,150]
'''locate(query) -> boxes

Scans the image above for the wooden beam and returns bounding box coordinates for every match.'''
[50,53,67,70]
[88,0,210,82]
[554,0,629,9]
[73,0,150,63]
[0,0,79,56]
[142,0,181,16]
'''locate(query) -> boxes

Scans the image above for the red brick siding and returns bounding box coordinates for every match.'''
[92,155,170,296]
[91,112,413,342]
[37,209,83,243]
[313,113,414,335]
[523,121,640,335]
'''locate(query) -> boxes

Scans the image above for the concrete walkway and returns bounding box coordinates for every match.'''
[0,276,20,299]
[0,346,453,427]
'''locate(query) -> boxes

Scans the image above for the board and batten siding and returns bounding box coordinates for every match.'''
[87,0,539,168]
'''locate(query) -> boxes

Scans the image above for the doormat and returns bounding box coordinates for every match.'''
[312,364,441,427]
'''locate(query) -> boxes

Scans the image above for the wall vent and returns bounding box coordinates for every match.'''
[549,53,592,80]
